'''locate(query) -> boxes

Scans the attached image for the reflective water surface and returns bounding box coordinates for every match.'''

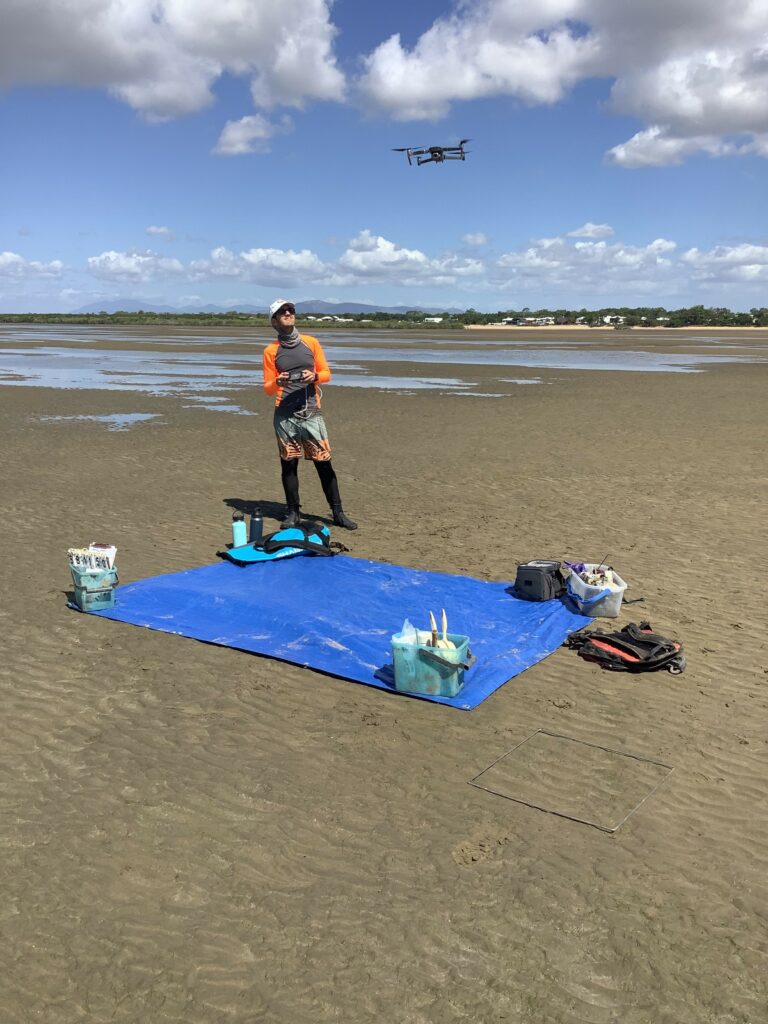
[38,413,161,430]
[2,324,765,428]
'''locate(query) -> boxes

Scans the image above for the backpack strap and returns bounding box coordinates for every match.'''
[261,526,335,556]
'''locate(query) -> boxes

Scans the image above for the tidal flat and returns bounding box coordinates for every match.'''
[1,325,766,1023]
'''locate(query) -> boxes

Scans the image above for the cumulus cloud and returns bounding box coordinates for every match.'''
[82,229,768,302]
[682,243,768,282]
[744,133,768,157]
[494,234,679,296]
[6,2,767,167]
[0,252,64,277]
[189,245,341,285]
[359,14,596,120]
[1,0,344,122]
[213,114,293,155]
[88,250,185,281]
[146,225,174,239]
[357,0,768,165]
[463,232,488,246]
[567,222,614,238]
[83,230,484,291]
[338,230,483,286]
[183,232,483,288]
[606,127,737,167]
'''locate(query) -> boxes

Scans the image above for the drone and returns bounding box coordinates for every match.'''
[393,139,471,166]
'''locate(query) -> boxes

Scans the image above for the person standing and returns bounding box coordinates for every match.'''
[262,299,357,530]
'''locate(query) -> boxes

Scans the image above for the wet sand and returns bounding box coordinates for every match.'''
[1,329,767,1023]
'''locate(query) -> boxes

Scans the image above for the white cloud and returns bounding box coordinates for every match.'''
[338,230,483,286]
[0,252,64,277]
[744,133,768,157]
[189,245,341,285]
[6,1,767,168]
[146,225,174,239]
[1,0,344,122]
[80,229,768,303]
[213,114,293,155]
[240,246,331,280]
[357,0,768,165]
[88,250,185,281]
[187,233,483,288]
[83,230,484,292]
[606,127,737,168]
[359,15,596,120]
[682,243,768,282]
[463,232,488,246]
[494,234,679,295]
[567,222,614,238]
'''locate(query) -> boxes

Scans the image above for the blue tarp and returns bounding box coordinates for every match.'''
[87,555,590,710]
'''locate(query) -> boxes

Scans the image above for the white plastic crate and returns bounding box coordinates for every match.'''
[566,565,627,618]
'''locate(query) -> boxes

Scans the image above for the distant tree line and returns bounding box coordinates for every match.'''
[449,304,768,327]
[1,304,767,327]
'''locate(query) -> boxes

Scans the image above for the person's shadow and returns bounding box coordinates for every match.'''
[223,497,333,527]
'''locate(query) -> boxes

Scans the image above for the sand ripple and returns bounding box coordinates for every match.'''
[2,351,768,1021]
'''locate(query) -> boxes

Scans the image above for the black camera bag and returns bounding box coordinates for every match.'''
[514,560,566,601]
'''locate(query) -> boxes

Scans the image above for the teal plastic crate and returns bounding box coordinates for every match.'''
[70,566,118,592]
[391,632,475,697]
[73,586,116,612]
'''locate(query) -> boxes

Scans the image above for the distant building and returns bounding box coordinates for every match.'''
[423,316,443,323]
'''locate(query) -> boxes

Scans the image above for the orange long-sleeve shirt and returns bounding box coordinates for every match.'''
[262,333,332,408]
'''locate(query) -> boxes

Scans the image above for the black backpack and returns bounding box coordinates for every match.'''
[565,621,685,674]
[514,560,566,601]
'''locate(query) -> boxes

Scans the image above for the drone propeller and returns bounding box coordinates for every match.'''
[392,147,411,152]
[458,138,471,146]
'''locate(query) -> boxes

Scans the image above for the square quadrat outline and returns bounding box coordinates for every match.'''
[469,729,675,833]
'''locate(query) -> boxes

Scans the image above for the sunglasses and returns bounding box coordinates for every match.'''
[277,307,296,316]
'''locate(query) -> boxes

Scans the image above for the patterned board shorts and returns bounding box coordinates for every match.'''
[273,409,332,461]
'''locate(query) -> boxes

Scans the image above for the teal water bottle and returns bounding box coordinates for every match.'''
[231,511,247,547]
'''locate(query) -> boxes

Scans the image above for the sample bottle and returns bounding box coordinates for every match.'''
[231,511,247,547]
[249,510,263,544]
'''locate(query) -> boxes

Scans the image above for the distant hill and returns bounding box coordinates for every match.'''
[73,298,462,315]
[296,299,463,315]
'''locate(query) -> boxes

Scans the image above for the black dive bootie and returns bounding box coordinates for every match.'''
[331,506,357,531]
[281,506,301,529]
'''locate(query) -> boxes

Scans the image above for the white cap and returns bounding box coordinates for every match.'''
[269,298,295,318]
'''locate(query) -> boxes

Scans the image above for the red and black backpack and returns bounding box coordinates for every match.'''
[565,621,685,674]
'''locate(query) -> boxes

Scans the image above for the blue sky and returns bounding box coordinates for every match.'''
[1,0,767,313]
